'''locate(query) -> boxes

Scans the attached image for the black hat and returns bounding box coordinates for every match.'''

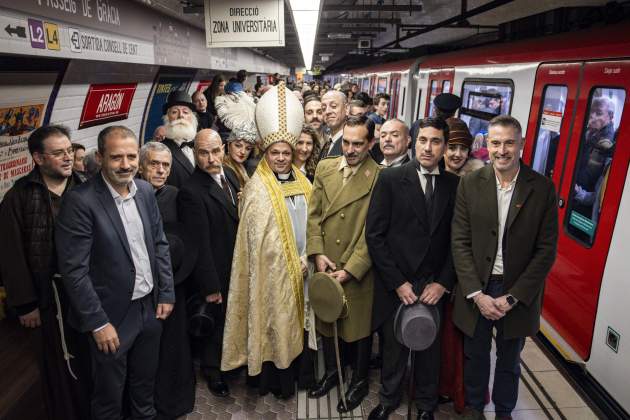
[186,293,221,338]
[162,90,195,115]
[433,93,462,115]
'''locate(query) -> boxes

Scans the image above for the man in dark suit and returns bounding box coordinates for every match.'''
[452,115,558,420]
[366,118,459,420]
[178,128,240,398]
[55,126,175,420]
[320,90,347,159]
[161,90,197,188]
[379,118,411,167]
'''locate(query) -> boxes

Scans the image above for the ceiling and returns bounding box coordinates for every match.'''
[133,0,614,73]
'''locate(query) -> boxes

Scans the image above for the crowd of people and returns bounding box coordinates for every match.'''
[0,71,559,420]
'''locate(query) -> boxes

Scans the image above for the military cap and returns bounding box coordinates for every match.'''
[433,93,462,115]
[309,272,348,323]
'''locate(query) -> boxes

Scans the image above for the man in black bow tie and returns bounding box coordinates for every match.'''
[161,90,198,188]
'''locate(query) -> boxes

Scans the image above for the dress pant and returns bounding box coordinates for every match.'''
[463,277,525,417]
[89,294,162,420]
[378,299,444,411]
[200,303,225,381]
[321,335,371,382]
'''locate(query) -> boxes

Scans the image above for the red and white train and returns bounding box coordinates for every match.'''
[330,21,630,416]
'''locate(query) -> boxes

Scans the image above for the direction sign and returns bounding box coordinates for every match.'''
[27,18,45,49]
[69,28,81,52]
[44,22,60,50]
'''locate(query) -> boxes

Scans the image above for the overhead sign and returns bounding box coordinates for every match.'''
[79,83,137,129]
[204,0,284,48]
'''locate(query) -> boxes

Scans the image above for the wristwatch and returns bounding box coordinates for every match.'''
[506,295,517,306]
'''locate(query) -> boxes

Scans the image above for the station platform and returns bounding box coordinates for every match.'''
[182,337,599,420]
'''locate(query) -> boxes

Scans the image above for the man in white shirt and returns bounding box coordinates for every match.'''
[379,119,411,167]
[320,90,348,158]
[452,116,558,420]
[56,126,175,419]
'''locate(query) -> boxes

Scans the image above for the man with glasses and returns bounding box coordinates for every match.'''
[0,124,89,420]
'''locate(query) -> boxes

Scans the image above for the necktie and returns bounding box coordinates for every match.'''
[342,166,353,186]
[180,140,194,149]
[220,175,235,205]
[424,174,434,215]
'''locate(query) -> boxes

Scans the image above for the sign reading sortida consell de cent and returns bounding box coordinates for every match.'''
[204,0,285,48]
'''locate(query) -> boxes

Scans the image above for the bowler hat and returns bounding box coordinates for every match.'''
[393,301,440,351]
[186,294,219,338]
[309,272,348,323]
[433,93,462,115]
[162,90,195,115]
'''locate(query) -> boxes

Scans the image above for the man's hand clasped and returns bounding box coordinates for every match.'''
[396,281,446,306]
[473,293,515,320]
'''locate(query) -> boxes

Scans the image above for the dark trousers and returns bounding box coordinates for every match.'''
[322,335,371,384]
[378,299,443,411]
[89,294,162,420]
[463,278,525,416]
[200,303,225,381]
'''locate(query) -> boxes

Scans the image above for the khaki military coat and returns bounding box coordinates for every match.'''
[452,163,558,339]
[307,156,380,342]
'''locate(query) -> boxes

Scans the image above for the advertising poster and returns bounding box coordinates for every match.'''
[141,73,194,142]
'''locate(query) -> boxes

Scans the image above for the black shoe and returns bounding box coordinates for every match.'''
[337,378,369,413]
[207,379,229,397]
[367,403,397,420]
[438,395,452,404]
[308,371,339,398]
[417,410,434,420]
[271,388,294,400]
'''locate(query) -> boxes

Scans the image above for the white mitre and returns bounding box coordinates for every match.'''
[256,81,304,151]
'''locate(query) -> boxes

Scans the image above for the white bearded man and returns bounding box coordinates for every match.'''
[160,90,199,188]
[221,82,316,399]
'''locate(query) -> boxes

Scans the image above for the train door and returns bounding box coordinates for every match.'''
[369,75,377,97]
[389,73,401,118]
[424,68,454,117]
[537,61,630,361]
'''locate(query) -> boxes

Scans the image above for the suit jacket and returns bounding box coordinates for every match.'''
[306,156,380,342]
[452,163,558,339]
[177,166,240,298]
[55,175,175,332]
[366,162,459,329]
[163,138,194,188]
[320,134,343,160]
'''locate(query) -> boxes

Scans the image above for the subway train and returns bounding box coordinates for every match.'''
[329,21,630,417]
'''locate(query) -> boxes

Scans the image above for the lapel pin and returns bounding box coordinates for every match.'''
[515,203,522,208]
[364,169,371,177]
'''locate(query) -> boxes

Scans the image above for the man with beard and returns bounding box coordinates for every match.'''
[222,82,314,400]
[55,126,175,420]
[0,125,89,420]
[304,95,324,140]
[178,129,240,398]
[307,115,380,413]
[161,91,198,188]
[320,90,348,158]
[138,141,196,419]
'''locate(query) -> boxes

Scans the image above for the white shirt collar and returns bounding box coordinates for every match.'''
[381,154,407,167]
[101,172,137,202]
[416,164,441,176]
[210,168,226,185]
[494,167,520,191]
[277,172,291,180]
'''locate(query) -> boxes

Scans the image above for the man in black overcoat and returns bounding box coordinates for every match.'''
[178,128,240,397]
[161,91,197,188]
[366,118,459,420]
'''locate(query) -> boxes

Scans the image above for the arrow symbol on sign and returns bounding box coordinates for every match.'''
[5,25,27,38]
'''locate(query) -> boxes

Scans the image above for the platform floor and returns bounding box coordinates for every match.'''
[183,338,598,420]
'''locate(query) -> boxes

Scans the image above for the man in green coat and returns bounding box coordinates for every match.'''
[452,115,558,420]
[306,114,380,413]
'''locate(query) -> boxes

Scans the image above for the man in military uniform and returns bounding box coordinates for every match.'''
[307,114,380,413]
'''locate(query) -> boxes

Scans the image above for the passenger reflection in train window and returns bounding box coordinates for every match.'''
[568,88,625,244]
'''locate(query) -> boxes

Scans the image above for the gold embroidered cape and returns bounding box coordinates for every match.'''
[221,158,312,375]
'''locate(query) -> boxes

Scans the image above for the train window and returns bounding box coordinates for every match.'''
[442,80,451,93]
[531,85,568,177]
[427,80,439,117]
[565,87,626,247]
[361,78,369,92]
[459,80,514,163]
[377,77,387,93]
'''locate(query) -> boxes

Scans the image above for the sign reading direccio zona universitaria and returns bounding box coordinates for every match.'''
[204,0,285,48]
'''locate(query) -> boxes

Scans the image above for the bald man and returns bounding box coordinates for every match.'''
[320,90,348,158]
[177,129,240,397]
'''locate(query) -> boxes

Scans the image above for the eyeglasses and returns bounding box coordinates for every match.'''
[42,147,75,159]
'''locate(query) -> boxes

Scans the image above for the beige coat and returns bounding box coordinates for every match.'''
[306,156,380,342]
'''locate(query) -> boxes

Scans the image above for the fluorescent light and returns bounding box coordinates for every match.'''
[289,0,321,70]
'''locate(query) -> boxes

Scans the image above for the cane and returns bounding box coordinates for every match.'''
[334,321,348,411]
[407,351,416,420]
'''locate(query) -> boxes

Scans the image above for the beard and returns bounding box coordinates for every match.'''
[163,116,197,141]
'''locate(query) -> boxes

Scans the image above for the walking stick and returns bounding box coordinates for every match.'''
[334,322,348,411]
[407,351,416,420]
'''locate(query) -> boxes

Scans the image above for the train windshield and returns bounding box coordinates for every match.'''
[566,87,626,246]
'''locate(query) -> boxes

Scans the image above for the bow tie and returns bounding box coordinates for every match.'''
[179,141,194,149]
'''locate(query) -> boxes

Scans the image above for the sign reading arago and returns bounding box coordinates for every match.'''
[204,0,284,48]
